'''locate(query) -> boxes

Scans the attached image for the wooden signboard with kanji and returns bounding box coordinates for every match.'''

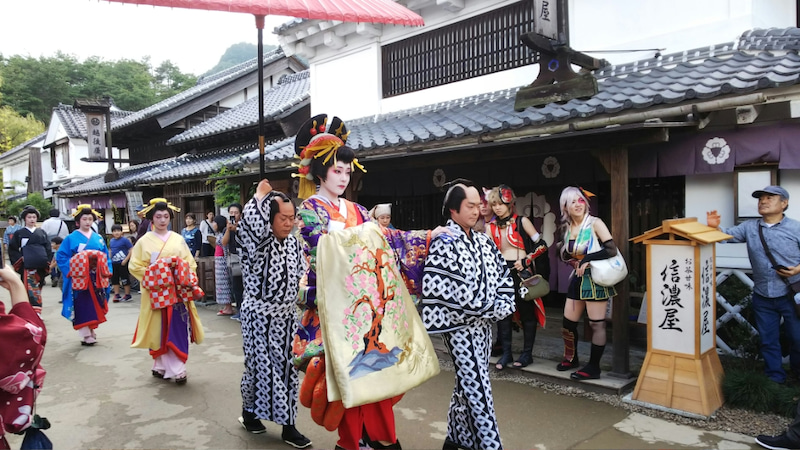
[630,218,732,417]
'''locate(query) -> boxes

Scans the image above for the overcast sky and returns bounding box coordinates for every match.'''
[0,0,291,75]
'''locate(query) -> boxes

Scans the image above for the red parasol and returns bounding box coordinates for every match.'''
[101,0,424,177]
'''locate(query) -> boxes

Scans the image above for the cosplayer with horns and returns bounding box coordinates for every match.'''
[292,114,447,450]
[487,185,549,370]
[129,198,205,385]
[56,205,112,346]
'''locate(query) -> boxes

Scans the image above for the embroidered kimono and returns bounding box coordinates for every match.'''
[56,230,111,329]
[0,301,46,450]
[421,220,515,450]
[129,232,204,363]
[294,195,431,450]
[237,192,306,425]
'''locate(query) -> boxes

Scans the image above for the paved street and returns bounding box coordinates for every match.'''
[6,285,760,449]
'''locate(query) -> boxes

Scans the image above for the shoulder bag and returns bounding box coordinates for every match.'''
[586,219,628,287]
[758,225,800,295]
[227,253,242,277]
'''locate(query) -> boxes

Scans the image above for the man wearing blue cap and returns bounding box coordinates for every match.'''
[708,186,800,386]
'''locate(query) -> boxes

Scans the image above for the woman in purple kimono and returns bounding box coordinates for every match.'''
[291,114,448,450]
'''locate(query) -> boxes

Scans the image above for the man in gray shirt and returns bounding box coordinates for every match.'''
[708,185,800,385]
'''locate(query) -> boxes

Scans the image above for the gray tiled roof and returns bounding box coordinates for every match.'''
[57,146,254,196]
[112,48,287,131]
[0,132,46,162]
[166,71,310,145]
[52,105,132,140]
[232,27,800,166]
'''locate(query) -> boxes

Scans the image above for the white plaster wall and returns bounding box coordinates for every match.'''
[3,160,28,195]
[311,45,381,119]
[40,150,53,185]
[220,90,246,108]
[303,0,797,117]
[63,140,128,180]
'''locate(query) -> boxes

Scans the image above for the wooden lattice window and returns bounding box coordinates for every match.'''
[381,0,540,97]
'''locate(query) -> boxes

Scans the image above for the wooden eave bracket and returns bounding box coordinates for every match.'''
[514,32,605,111]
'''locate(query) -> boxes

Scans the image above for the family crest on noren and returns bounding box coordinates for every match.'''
[0,114,630,450]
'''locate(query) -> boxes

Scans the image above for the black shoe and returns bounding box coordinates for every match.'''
[282,425,312,448]
[151,370,164,379]
[570,365,601,381]
[238,414,266,434]
[756,433,800,450]
[443,439,461,450]
[556,358,580,371]
[364,436,401,449]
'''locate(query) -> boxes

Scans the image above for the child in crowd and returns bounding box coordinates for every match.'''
[49,236,63,289]
[109,224,133,302]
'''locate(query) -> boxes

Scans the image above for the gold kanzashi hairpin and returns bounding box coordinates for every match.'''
[139,198,181,217]
[72,204,103,220]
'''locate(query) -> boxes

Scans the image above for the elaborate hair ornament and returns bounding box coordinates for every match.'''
[579,187,596,198]
[72,204,103,220]
[139,197,181,217]
[500,186,514,204]
[293,114,365,199]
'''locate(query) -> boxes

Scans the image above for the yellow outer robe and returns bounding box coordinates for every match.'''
[128,231,205,350]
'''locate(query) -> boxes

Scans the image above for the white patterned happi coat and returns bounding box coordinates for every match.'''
[238,192,307,425]
[421,220,515,450]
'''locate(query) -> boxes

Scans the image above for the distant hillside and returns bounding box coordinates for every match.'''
[203,42,276,77]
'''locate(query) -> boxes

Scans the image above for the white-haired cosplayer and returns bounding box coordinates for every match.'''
[556,186,619,380]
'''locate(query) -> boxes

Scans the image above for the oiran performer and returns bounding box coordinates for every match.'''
[291,114,448,450]
[55,205,111,346]
[129,199,205,385]
[421,181,516,450]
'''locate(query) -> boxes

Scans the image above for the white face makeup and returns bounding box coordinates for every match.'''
[319,161,352,199]
[152,210,171,232]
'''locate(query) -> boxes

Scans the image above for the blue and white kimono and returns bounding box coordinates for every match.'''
[56,230,112,326]
[421,220,515,450]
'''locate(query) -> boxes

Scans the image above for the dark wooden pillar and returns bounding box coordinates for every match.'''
[28,148,44,194]
[347,170,364,204]
[594,146,632,378]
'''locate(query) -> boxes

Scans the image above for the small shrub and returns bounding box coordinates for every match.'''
[723,369,780,413]
[773,385,800,418]
[723,368,800,417]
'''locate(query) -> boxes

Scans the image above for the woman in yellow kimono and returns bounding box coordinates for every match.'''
[129,199,204,385]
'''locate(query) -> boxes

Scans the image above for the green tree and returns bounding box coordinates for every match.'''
[0,53,78,123]
[210,167,242,207]
[0,106,45,151]
[3,192,52,219]
[0,53,198,121]
[154,60,197,100]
